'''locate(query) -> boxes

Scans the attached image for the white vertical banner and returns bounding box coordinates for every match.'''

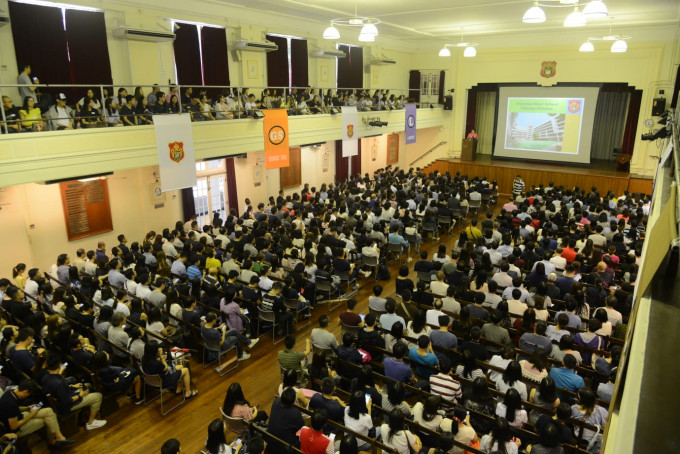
[153,114,197,192]
[341,106,358,157]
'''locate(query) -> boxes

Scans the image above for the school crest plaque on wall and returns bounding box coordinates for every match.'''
[540,61,557,78]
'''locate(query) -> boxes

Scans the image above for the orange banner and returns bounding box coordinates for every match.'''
[263,109,290,169]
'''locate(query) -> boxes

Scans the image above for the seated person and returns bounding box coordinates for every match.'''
[262,282,295,335]
[0,379,73,449]
[40,354,107,430]
[459,326,490,361]
[9,327,44,376]
[338,299,364,327]
[298,409,335,454]
[200,312,258,362]
[429,357,463,404]
[311,315,338,351]
[268,388,304,451]
[278,334,312,374]
[357,313,384,359]
[309,377,346,430]
[91,351,142,404]
[336,332,363,379]
[408,335,439,379]
[141,343,198,399]
[69,334,95,369]
[368,285,387,313]
[379,298,406,331]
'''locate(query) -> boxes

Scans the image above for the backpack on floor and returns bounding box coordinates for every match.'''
[377,264,391,281]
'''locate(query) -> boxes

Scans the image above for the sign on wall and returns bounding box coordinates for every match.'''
[386,133,399,165]
[342,106,358,157]
[405,104,417,144]
[60,179,113,241]
[263,109,290,169]
[153,114,197,192]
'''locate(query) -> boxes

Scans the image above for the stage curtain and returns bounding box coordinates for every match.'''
[290,39,309,88]
[591,91,630,160]
[266,34,289,88]
[350,140,362,177]
[438,70,446,104]
[174,23,203,86]
[672,65,680,108]
[466,89,477,139]
[9,2,71,99]
[475,91,497,155]
[64,10,112,101]
[409,70,420,103]
[337,45,351,89]
[335,140,348,182]
[225,158,239,215]
[200,26,230,98]
[621,90,642,157]
[181,187,196,222]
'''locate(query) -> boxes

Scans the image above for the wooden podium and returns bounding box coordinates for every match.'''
[461,139,477,161]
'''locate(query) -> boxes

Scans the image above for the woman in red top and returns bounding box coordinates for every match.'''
[298,409,335,454]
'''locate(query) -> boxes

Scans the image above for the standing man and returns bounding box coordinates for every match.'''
[17,64,38,102]
[512,174,525,197]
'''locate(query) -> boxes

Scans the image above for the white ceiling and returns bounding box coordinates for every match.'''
[224,0,680,44]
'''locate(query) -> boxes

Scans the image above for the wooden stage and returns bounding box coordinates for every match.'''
[424,156,653,196]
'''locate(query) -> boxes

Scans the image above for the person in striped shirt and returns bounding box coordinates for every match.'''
[512,175,525,197]
[428,357,462,403]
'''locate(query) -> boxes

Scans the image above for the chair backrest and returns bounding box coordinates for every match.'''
[220,406,248,434]
[388,243,403,253]
[202,336,222,352]
[417,271,433,283]
[316,279,333,291]
[341,321,361,337]
[437,215,451,223]
[139,366,163,388]
[363,255,379,266]
[259,308,276,323]
[403,233,417,244]
[283,297,299,310]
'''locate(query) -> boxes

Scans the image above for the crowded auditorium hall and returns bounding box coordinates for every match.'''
[0,1,678,453]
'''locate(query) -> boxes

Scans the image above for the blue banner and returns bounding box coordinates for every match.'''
[405,104,416,144]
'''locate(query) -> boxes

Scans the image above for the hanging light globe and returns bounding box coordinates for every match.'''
[523,5,546,23]
[583,1,608,19]
[579,41,595,52]
[323,23,340,40]
[361,22,379,36]
[463,46,477,57]
[564,9,586,27]
[611,39,627,53]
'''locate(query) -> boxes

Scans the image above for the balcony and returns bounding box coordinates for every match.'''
[0,107,449,187]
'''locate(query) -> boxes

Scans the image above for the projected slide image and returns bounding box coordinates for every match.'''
[505,98,583,154]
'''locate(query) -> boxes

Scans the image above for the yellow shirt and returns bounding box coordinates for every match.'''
[205,257,221,270]
[19,107,42,128]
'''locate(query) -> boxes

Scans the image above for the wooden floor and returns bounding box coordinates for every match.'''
[434,155,653,196]
[27,202,490,454]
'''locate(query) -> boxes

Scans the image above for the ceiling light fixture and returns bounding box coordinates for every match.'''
[324,5,380,42]
[437,31,478,58]
[579,41,594,52]
[611,39,627,53]
[583,0,608,18]
[438,47,451,57]
[522,2,546,23]
[463,46,477,58]
[564,7,586,27]
[582,20,630,53]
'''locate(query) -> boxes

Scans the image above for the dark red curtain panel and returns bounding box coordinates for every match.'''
[466,89,477,136]
[181,188,196,222]
[9,2,71,100]
[438,70,446,104]
[174,23,203,86]
[290,38,309,88]
[671,65,680,108]
[200,26,230,98]
[350,139,362,177]
[621,90,642,157]
[266,34,289,88]
[408,70,420,103]
[349,46,363,89]
[225,158,239,214]
[64,9,113,101]
[335,140,348,182]
[337,45,351,89]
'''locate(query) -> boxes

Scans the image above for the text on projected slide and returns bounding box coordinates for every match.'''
[505,98,584,154]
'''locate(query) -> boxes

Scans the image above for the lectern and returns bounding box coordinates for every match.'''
[461,139,477,161]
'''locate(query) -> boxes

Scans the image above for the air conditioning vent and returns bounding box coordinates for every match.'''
[311,50,346,59]
[370,58,397,65]
[233,40,278,52]
[113,26,175,42]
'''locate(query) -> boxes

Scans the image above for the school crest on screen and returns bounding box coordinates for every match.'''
[568,100,582,114]
[347,124,354,139]
[540,61,557,78]
[168,141,185,163]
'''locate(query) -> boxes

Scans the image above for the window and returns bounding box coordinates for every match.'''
[419,71,440,105]
[192,159,227,227]
[265,34,308,89]
[337,44,363,89]
[172,21,229,95]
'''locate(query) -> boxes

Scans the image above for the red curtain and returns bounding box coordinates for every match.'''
[337,45,351,89]
[438,70,446,104]
[409,70,420,103]
[9,2,71,100]
[466,89,477,137]
[349,46,363,89]
[182,188,196,222]
[64,9,113,101]
[290,38,309,88]
[266,34,289,88]
[350,139,362,177]
[621,90,642,156]
[226,158,239,215]
[335,140,348,182]
[201,26,230,98]
[174,23,203,86]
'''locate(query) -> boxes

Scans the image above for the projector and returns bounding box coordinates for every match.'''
[369,121,388,127]
[641,127,670,141]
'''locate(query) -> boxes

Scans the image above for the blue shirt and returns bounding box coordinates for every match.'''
[408,348,439,379]
[554,311,581,329]
[549,367,585,402]
[379,313,406,331]
[383,357,413,383]
[171,259,187,277]
[187,265,202,280]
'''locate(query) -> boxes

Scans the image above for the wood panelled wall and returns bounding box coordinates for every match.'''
[421,160,653,196]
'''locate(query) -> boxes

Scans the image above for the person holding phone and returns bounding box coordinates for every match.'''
[17,64,37,103]
[343,391,373,451]
[297,409,335,454]
[141,343,197,399]
[0,379,74,449]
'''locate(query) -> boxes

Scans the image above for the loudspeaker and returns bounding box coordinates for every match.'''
[253,110,265,119]
[651,98,666,116]
[443,95,453,111]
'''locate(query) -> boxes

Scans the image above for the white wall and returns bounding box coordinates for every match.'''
[0,167,182,276]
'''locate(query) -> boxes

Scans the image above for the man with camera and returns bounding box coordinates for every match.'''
[40,354,107,430]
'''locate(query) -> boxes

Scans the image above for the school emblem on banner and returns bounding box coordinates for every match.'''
[540,61,556,78]
[168,141,185,163]
[568,100,582,114]
[347,124,354,139]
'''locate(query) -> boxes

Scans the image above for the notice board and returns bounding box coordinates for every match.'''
[60,179,113,241]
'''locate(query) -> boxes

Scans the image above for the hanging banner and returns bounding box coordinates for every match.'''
[263,109,290,169]
[342,106,358,157]
[153,114,197,192]
[405,103,417,144]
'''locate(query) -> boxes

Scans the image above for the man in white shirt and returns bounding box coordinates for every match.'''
[425,299,446,326]
[24,268,41,299]
[492,263,514,288]
[502,278,530,302]
[484,281,503,309]
[162,235,178,259]
[507,288,528,321]
[549,248,567,272]
[588,225,608,248]
[135,273,152,301]
[604,295,623,326]
[429,271,449,296]
[47,93,73,130]
[487,242,503,266]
